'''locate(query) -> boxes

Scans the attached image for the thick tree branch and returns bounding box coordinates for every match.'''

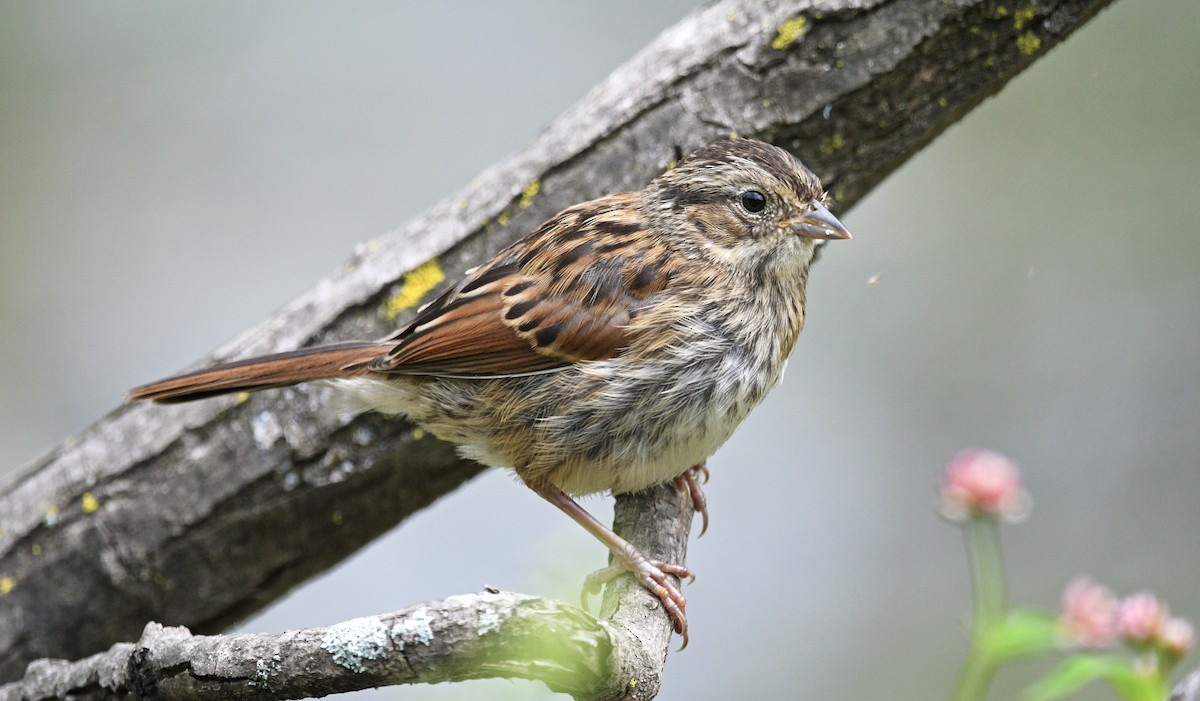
[1,0,1115,694]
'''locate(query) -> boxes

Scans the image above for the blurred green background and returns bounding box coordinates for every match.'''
[2,1,1198,699]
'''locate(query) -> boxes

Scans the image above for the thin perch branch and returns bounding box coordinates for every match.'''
[5,595,607,700]
[0,482,690,701]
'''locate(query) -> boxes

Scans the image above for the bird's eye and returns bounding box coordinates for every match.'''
[739,190,767,213]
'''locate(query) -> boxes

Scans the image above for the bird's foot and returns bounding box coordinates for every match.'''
[583,553,694,648]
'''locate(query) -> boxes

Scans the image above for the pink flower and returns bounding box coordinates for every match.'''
[1161,617,1195,658]
[1058,576,1118,648]
[938,450,1030,522]
[1116,592,1169,645]
[1114,591,1194,659]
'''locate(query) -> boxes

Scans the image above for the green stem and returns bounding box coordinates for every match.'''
[954,652,998,701]
[953,518,1008,701]
[966,519,1006,625]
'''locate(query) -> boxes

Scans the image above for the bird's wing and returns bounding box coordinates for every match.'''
[371,193,674,378]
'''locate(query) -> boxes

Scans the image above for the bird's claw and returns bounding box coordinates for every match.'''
[674,464,710,536]
[582,557,694,649]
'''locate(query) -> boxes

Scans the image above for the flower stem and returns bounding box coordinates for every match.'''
[966,518,1006,625]
[953,518,1007,701]
[954,652,997,701]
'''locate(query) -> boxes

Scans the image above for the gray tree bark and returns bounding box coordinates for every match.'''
[0,0,1117,698]
[0,484,690,701]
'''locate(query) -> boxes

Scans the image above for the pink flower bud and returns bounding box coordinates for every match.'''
[938,450,1030,522]
[1058,576,1118,648]
[1116,592,1169,645]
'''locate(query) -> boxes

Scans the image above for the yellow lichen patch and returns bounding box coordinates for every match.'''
[1013,4,1036,30]
[385,258,446,320]
[938,97,949,108]
[497,209,511,227]
[519,179,541,209]
[771,16,808,50]
[412,428,425,441]
[236,391,250,405]
[995,5,1009,17]
[31,544,42,557]
[820,132,846,156]
[1016,31,1041,55]
[0,577,14,595]
[331,510,344,526]
[81,492,100,514]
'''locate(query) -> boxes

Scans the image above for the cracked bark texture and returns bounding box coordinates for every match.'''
[0,0,1116,695]
[0,483,689,701]
[3,595,610,701]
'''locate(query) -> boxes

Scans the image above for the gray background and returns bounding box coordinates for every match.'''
[2,1,1198,699]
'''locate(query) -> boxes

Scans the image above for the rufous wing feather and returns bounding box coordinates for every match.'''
[370,194,665,378]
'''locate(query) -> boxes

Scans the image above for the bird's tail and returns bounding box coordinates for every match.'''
[127,341,389,404]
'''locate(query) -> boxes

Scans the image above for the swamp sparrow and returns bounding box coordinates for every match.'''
[129,138,852,644]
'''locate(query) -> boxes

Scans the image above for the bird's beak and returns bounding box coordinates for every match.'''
[785,201,852,240]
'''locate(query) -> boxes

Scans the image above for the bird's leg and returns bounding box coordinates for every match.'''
[525,480,693,646]
[673,463,710,536]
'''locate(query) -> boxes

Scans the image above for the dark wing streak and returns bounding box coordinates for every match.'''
[368,192,656,378]
[371,289,560,375]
